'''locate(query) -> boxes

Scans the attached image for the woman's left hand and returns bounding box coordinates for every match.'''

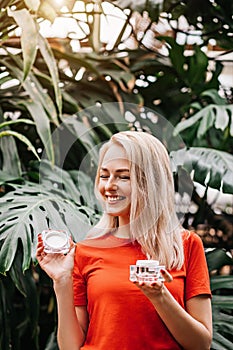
[133,269,173,300]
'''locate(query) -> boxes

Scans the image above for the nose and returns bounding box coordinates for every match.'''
[105,176,118,191]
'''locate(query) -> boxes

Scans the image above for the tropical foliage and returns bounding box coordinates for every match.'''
[206,249,233,350]
[0,0,232,348]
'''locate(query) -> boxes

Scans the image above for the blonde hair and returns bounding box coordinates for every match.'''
[93,130,184,270]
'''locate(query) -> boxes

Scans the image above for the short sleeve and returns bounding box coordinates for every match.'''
[184,232,211,301]
[72,244,88,306]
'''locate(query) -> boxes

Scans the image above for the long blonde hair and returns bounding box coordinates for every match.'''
[93,130,184,270]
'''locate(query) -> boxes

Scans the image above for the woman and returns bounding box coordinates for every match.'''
[37,131,212,350]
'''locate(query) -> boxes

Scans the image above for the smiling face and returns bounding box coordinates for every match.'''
[97,143,131,226]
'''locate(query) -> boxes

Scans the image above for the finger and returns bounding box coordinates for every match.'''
[36,245,44,254]
[36,242,44,257]
[37,239,44,248]
[68,244,76,257]
[161,269,173,282]
[36,234,44,248]
[36,249,45,262]
[36,238,46,259]
[37,233,43,242]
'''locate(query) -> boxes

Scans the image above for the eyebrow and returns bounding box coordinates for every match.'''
[100,167,130,173]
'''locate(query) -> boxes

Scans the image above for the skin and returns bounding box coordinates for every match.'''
[98,143,131,235]
[36,143,212,350]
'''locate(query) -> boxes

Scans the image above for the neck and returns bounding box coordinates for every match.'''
[113,225,130,239]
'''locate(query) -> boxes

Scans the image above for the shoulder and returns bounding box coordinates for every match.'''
[73,241,98,275]
[182,230,206,259]
[182,229,203,246]
[181,230,208,271]
[181,231,211,299]
[74,241,94,268]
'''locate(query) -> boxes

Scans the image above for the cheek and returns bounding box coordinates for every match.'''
[124,184,131,197]
[97,181,104,196]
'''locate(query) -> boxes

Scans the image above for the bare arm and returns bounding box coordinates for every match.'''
[134,270,212,350]
[54,277,88,350]
[36,235,88,350]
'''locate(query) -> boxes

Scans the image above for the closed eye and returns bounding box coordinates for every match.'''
[119,176,130,180]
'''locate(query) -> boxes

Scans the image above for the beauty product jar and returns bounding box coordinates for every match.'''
[130,260,165,284]
[42,229,70,254]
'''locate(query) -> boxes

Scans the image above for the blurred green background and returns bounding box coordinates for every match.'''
[0,1,232,349]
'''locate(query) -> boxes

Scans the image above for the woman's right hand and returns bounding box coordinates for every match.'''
[36,233,76,283]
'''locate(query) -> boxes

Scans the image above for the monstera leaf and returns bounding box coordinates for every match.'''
[0,177,95,274]
[206,248,233,272]
[211,292,233,350]
[174,104,233,139]
[206,249,233,350]
[170,147,233,194]
[0,160,100,349]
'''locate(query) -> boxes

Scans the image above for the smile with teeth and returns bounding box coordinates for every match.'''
[106,195,126,203]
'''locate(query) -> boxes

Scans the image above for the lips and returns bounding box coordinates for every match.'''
[106,195,126,203]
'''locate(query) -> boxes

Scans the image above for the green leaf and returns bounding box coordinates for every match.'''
[0,180,92,273]
[0,119,35,129]
[0,134,22,177]
[206,248,233,272]
[210,269,233,350]
[160,36,186,78]
[173,109,205,136]
[201,89,226,105]
[170,147,233,193]
[0,171,23,184]
[212,295,233,309]
[37,161,100,222]
[69,170,101,213]
[38,160,82,203]
[8,254,39,344]
[7,8,38,80]
[174,104,232,138]
[212,313,233,350]
[16,99,55,164]
[60,114,99,162]
[211,335,233,350]
[53,49,100,75]
[0,130,40,161]
[4,54,59,126]
[197,107,215,138]
[210,275,233,292]
[38,34,62,116]
[230,112,233,137]
[214,105,230,131]
[44,331,59,350]
[187,46,208,87]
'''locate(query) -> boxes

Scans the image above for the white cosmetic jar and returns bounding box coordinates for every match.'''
[42,229,70,254]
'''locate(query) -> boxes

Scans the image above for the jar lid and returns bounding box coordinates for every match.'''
[44,230,68,248]
[136,260,159,267]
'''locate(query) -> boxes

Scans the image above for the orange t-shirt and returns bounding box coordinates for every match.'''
[73,231,211,350]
